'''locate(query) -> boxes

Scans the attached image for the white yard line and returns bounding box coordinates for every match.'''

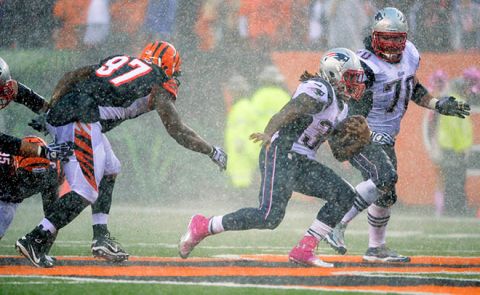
[0,275,433,295]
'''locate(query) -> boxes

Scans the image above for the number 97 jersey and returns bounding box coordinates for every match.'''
[93,55,169,107]
[357,41,420,139]
[48,55,169,127]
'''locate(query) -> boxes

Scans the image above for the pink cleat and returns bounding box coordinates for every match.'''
[179,214,210,259]
[288,236,334,268]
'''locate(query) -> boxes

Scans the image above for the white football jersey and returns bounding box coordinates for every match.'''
[289,78,348,160]
[357,41,420,138]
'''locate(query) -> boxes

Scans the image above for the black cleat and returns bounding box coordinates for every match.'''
[15,227,55,268]
[92,232,129,262]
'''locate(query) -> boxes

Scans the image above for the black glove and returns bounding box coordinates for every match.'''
[28,113,49,135]
[40,142,74,161]
[435,96,471,118]
[209,146,227,171]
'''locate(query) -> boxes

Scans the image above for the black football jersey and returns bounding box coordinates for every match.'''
[0,152,59,203]
[47,55,169,126]
[0,152,18,201]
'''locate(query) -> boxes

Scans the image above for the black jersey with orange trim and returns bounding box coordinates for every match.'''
[47,55,169,126]
[0,152,59,204]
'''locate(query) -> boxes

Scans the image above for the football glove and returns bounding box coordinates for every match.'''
[209,146,227,171]
[435,96,471,118]
[40,142,74,161]
[28,113,49,135]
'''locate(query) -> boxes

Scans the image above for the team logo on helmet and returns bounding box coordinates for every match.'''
[375,12,384,21]
[325,52,350,63]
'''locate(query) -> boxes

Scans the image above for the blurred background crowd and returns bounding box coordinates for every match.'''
[1,0,480,53]
[0,0,479,215]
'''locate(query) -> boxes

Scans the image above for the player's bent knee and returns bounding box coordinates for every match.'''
[377,169,398,188]
[374,190,397,208]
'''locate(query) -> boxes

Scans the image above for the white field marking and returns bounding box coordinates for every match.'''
[334,271,480,279]
[426,233,480,239]
[0,275,430,295]
[2,244,480,255]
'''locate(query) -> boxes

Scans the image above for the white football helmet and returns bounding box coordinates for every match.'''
[0,57,16,110]
[371,7,408,63]
[320,48,365,101]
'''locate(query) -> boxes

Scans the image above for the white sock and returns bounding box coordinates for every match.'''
[341,207,359,224]
[306,219,332,241]
[208,215,224,234]
[40,218,57,234]
[92,213,109,225]
[367,204,391,248]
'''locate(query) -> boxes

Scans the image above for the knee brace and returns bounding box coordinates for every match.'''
[354,179,378,211]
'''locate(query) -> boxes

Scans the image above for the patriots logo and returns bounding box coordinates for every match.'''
[325,52,350,63]
[375,12,384,21]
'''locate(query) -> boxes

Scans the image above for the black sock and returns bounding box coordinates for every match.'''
[92,175,115,215]
[46,191,90,230]
[93,224,109,238]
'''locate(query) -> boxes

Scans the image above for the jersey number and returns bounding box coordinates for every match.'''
[384,75,414,113]
[96,56,152,87]
[300,120,333,149]
[0,153,10,165]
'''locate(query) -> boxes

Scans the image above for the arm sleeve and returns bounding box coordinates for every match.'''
[14,82,47,113]
[0,133,22,155]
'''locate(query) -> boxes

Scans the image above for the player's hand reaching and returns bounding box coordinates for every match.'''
[209,146,227,171]
[28,113,49,135]
[40,142,74,161]
[249,132,272,147]
[436,96,471,118]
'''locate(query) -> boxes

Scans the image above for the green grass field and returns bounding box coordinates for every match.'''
[1,196,480,294]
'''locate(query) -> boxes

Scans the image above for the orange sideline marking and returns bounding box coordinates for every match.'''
[2,255,479,295]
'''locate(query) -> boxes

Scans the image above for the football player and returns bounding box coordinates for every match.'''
[0,57,71,160]
[0,56,128,263]
[16,41,227,268]
[179,48,366,267]
[0,136,62,248]
[325,7,471,262]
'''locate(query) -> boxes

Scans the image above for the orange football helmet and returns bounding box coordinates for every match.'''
[139,41,182,78]
[14,136,53,173]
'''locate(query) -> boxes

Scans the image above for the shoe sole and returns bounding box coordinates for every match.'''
[363,255,411,263]
[288,256,334,268]
[92,249,129,262]
[324,235,347,255]
[178,216,197,259]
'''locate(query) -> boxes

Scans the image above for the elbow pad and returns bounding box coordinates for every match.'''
[412,83,428,104]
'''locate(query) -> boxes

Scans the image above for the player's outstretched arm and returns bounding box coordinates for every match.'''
[411,76,471,118]
[153,85,227,170]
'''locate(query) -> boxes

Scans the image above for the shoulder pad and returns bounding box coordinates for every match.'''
[404,41,420,66]
[293,78,332,104]
[356,49,381,75]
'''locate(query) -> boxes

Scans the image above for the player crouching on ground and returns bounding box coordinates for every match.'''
[1,136,64,266]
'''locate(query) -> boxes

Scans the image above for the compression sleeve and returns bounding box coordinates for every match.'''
[0,132,22,155]
[14,82,47,113]
[411,82,429,104]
